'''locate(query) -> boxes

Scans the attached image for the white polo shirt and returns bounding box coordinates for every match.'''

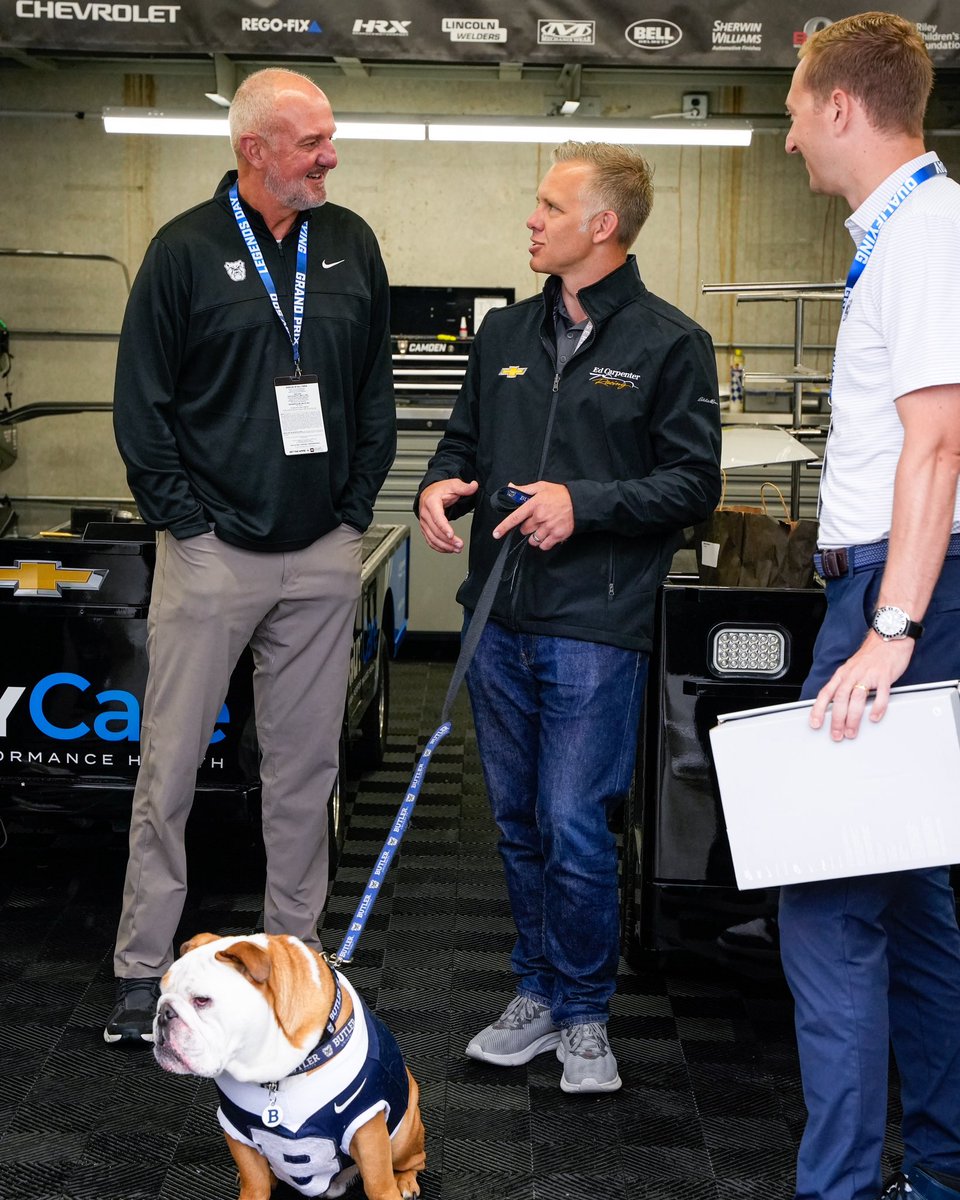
[819,150,960,549]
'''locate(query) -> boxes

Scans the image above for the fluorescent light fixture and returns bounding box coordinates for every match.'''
[335,118,426,140]
[101,108,751,147]
[102,108,427,140]
[103,109,230,136]
[427,116,752,146]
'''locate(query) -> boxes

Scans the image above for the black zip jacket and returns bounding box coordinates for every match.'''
[114,172,395,551]
[416,258,722,652]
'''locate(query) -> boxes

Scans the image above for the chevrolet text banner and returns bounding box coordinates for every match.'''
[1,1,958,66]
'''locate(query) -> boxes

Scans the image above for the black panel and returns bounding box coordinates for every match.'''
[624,583,827,962]
[389,285,514,338]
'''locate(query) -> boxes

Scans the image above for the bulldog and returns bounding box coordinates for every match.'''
[153,933,425,1200]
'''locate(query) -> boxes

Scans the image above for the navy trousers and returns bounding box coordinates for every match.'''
[779,556,960,1200]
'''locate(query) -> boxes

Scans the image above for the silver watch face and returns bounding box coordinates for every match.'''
[874,606,907,638]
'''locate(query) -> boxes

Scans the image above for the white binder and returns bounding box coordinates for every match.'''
[709,680,960,888]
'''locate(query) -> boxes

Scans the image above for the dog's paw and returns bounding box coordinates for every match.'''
[395,1172,420,1199]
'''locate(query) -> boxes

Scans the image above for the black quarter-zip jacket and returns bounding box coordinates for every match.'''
[417,257,722,653]
[114,171,396,551]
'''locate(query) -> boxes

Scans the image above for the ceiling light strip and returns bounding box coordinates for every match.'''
[101,108,752,147]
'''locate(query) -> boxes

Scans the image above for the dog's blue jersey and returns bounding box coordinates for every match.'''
[215,975,409,1197]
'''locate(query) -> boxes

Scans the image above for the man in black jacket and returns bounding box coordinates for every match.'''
[106,68,395,1044]
[417,142,721,1092]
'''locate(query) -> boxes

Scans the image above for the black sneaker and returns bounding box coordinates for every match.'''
[104,977,161,1045]
[883,1168,960,1200]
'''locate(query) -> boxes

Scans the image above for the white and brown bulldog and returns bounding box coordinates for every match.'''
[153,932,425,1200]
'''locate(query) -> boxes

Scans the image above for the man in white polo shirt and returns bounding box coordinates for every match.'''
[781,13,960,1200]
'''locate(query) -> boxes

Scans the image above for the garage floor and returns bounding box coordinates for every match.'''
[0,654,904,1200]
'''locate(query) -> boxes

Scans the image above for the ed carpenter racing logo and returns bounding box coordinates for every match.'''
[14,2,180,20]
[625,19,682,50]
[589,366,640,389]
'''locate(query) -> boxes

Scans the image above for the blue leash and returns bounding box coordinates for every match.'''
[332,531,516,964]
[333,720,451,963]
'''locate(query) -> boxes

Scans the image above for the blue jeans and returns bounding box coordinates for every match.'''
[466,619,647,1027]
[780,557,960,1200]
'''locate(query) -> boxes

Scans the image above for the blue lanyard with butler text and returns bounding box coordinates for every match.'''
[229,181,309,375]
[841,158,947,321]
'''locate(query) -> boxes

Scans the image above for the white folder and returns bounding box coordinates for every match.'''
[709,680,960,888]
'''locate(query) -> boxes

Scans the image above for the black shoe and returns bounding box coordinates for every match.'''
[104,977,161,1044]
[886,1168,960,1200]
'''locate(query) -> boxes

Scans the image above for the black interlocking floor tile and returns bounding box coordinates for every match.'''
[0,652,911,1199]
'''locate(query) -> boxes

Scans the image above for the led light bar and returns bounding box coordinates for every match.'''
[711,627,788,677]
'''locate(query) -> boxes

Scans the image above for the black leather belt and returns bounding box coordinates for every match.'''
[815,532,960,579]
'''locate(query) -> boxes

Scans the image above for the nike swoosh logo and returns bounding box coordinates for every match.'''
[333,1080,365,1114]
[322,258,345,269]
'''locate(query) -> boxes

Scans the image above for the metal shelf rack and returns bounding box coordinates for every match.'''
[702,279,843,518]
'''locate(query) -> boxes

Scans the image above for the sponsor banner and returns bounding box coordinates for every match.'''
[1,1,958,65]
[0,540,251,787]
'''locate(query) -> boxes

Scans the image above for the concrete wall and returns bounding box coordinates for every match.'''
[1,63,958,513]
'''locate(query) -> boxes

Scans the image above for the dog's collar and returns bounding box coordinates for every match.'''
[286,968,356,1079]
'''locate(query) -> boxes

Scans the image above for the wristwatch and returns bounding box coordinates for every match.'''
[871,606,924,641]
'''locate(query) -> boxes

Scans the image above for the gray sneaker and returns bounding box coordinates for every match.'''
[557,1021,622,1093]
[465,994,560,1066]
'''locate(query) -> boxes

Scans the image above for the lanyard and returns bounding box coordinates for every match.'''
[841,158,946,320]
[229,181,309,375]
[819,158,947,519]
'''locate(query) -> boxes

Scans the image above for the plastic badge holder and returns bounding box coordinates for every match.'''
[709,680,960,888]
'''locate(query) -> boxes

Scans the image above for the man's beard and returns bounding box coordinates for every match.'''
[264,161,327,211]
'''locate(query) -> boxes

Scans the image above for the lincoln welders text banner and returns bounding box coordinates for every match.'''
[1,1,958,67]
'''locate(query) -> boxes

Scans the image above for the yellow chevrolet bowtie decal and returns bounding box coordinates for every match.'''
[0,560,108,598]
[498,365,528,378]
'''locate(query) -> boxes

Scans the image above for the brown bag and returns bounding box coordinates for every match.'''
[695,482,819,588]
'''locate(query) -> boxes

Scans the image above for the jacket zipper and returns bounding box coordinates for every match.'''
[507,329,594,628]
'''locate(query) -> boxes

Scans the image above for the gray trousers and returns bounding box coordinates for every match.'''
[114,524,362,978]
